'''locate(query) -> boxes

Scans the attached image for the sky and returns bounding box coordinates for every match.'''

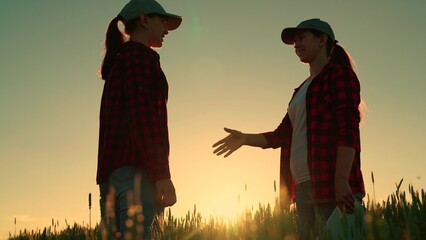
[1,0,425,238]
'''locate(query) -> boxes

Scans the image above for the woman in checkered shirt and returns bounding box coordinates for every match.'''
[97,0,182,238]
[213,18,365,239]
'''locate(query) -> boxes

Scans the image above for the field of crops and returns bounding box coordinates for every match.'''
[8,182,426,240]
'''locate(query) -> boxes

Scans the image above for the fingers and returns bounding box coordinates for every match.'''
[212,136,231,155]
[224,127,235,133]
[159,192,176,207]
[212,139,226,154]
[155,180,177,207]
[212,137,227,148]
[225,128,242,135]
[212,128,237,147]
[158,192,176,207]
[213,144,232,157]
[337,194,356,214]
[212,127,242,157]
[212,137,236,157]
[224,149,234,158]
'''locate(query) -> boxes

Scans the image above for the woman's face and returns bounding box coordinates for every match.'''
[293,30,324,63]
[146,15,169,48]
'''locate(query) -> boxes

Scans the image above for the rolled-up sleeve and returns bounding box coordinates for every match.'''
[262,113,293,149]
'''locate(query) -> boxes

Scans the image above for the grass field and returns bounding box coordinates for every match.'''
[8,180,426,240]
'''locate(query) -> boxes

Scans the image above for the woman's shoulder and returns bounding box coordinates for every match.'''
[121,41,158,57]
[322,63,358,80]
[326,63,353,72]
[324,63,360,91]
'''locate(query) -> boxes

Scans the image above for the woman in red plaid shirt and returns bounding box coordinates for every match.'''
[213,18,365,239]
[97,0,182,238]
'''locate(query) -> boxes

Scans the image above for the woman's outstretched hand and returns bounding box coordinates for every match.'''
[212,128,245,157]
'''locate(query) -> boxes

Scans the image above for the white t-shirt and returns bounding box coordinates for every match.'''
[288,79,311,185]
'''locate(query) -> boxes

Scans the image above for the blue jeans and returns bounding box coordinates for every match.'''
[99,166,164,239]
[295,180,364,240]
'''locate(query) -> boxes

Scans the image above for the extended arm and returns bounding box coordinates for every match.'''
[212,128,267,157]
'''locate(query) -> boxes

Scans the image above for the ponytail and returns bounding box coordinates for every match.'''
[309,29,356,70]
[101,16,126,80]
[325,37,365,124]
[328,43,356,70]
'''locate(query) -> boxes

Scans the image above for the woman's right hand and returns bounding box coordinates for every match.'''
[155,179,177,207]
[212,128,245,157]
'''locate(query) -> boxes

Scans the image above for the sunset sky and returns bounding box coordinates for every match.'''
[1,0,425,238]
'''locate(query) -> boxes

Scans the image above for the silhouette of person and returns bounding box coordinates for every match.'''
[213,18,365,239]
[97,0,182,238]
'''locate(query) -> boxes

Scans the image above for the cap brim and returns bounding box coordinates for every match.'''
[160,13,182,31]
[281,28,298,44]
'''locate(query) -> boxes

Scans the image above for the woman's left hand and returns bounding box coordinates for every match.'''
[335,179,355,213]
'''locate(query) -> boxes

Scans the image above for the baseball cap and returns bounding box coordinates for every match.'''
[281,18,335,44]
[119,0,182,31]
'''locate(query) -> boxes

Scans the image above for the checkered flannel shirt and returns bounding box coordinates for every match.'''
[97,41,170,184]
[263,63,365,205]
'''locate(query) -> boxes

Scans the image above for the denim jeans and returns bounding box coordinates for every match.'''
[99,166,164,239]
[295,180,364,240]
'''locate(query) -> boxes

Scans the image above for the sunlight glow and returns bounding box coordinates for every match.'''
[209,196,240,222]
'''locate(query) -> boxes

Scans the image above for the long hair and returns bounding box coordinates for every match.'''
[310,29,366,123]
[328,44,356,70]
[100,16,139,80]
[309,29,355,70]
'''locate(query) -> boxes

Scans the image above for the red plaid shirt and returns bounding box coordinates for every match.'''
[263,63,365,206]
[97,41,170,184]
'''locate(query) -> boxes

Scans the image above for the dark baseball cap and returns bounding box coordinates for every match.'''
[281,18,335,44]
[119,0,182,31]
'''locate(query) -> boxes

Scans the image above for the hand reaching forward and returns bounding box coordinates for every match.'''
[212,128,245,157]
[155,179,177,207]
